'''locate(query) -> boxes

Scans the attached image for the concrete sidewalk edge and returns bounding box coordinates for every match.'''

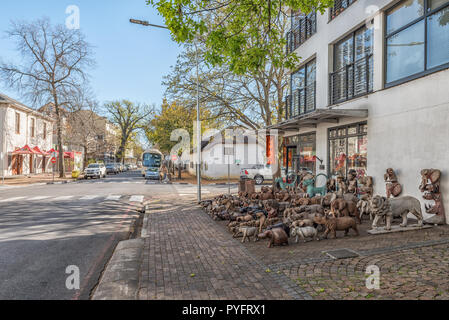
[91,238,145,300]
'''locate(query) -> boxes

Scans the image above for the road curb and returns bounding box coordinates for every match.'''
[140,205,150,238]
[91,238,145,300]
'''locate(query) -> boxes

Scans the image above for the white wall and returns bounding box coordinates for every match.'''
[190,141,268,179]
[0,104,53,176]
[287,0,449,223]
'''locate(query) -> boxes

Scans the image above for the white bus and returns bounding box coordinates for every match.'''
[141,149,163,179]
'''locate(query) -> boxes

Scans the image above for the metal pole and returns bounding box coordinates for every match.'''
[195,38,202,203]
[129,19,202,200]
[1,152,4,185]
[228,155,230,195]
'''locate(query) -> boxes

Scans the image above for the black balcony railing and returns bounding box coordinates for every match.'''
[286,12,316,54]
[330,0,357,21]
[285,82,316,120]
[329,54,373,105]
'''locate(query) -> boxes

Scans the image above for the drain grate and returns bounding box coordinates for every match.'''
[324,248,360,260]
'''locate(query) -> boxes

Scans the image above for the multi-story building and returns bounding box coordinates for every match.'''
[38,105,120,167]
[272,0,449,223]
[64,109,119,165]
[0,93,54,176]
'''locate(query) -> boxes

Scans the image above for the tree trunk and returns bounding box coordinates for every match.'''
[52,92,65,178]
[82,145,88,170]
[272,134,284,191]
[117,137,127,164]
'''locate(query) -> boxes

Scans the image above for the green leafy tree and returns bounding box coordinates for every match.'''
[148,0,333,74]
[145,100,217,154]
[104,100,153,163]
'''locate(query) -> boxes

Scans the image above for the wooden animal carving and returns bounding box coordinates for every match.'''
[258,228,289,248]
[313,215,359,239]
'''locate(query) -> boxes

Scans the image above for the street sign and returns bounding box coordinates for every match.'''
[51,157,57,164]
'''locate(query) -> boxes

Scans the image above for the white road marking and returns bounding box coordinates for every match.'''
[27,196,52,201]
[0,196,26,202]
[52,196,74,201]
[80,195,100,200]
[106,195,122,201]
[129,195,144,203]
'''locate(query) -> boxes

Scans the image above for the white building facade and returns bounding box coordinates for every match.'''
[273,0,449,223]
[0,94,54,177]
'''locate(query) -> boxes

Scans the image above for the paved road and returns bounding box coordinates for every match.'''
[0,171,233,300]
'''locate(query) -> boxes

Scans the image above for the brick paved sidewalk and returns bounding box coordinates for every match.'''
[135,200,449,300]
[137,201,309,300]
[280,243,449,300]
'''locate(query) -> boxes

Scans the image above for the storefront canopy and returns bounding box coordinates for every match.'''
[44,149,81,159]
[13,145,51,155]
[32,146,46,155]
[13,145,34,155]
[267,109,368,132]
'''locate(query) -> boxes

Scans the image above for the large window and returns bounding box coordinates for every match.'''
[15,113,20,134]
[286,11,317,54]
[328,123,367,178]
[299,133,316,174]
[330,0,358,21]
[31,118,35,138]
[287,59,316,119]
[282,133,316,175]
[386,0,449,85]
[330,26,373,104]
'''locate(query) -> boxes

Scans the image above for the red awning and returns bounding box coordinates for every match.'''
[12,145,33,155]
[64,152,74,159]
[46,148,59,157]
[32,146,45,155]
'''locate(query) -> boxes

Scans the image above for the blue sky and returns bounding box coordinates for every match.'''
[0,0,182,108]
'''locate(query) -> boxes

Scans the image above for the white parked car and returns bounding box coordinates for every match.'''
[241,165,313,185]
[240,164,274,185]
[84,163,107,179]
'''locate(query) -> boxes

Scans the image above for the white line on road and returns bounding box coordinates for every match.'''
[105,195,122,201]
[129,195,144,203]
[80,195,100,200]
[52,196,74,201]
[27,196,52,201]
[0,196,26,202]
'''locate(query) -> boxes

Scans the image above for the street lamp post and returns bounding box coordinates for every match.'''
[129,19,202,203]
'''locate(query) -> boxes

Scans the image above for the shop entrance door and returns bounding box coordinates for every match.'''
[12,155,23,175]
[11,155,18,175]
[42,156,46,173]
[30,155,34,174]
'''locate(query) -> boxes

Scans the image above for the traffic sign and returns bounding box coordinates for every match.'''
[51,157,57,164]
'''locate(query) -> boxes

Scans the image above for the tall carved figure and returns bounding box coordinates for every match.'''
[420,169,446,225]
[347,169,358,194]
[384,168,402,198]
